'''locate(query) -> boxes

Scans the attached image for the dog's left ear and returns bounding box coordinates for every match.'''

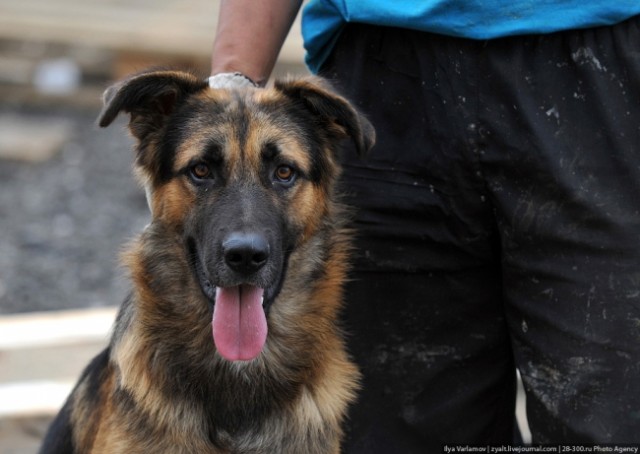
[97,69,208,139]
[274,77,376,157]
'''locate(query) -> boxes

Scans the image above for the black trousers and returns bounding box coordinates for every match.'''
[321,16,640,451]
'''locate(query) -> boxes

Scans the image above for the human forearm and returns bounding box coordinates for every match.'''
[211,0,303,86]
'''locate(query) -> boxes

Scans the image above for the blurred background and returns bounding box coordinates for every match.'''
[0,1,307,452]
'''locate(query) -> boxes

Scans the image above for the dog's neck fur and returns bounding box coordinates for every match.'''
[109,215,355,452]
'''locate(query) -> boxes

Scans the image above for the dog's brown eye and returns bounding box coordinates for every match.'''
[191,163,211,180]
[275,165,295,182]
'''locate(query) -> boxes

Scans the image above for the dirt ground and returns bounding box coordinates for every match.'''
[0,105,150,315]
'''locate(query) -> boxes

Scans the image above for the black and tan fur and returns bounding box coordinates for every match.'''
[39,69,375,453]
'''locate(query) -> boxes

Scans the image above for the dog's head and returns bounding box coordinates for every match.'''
[99,69,375,362]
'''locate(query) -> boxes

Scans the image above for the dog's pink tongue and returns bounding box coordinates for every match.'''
[212,285,267,361]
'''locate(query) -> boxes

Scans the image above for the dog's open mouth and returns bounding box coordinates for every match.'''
[212,285,268,362]
[187,238,272,362]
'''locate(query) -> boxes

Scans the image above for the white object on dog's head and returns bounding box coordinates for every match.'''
[208,72,258,89]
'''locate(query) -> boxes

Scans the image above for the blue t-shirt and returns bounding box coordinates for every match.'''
[302,0,640,72]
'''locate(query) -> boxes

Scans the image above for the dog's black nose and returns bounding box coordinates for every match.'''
[222,232,269,274]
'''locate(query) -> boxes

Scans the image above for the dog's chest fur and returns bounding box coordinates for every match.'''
[87,223,354,453]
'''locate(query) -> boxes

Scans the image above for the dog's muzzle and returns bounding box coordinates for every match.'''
[188,229,283,363]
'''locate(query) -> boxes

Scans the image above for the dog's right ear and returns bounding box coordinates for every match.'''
[97,69,208,140]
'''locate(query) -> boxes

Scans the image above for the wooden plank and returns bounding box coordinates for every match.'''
[0,114,74,162]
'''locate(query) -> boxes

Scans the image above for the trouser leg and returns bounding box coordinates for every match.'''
[322,25,518,452]
[476,17,640,442]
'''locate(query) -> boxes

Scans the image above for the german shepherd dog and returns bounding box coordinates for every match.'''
[39,69,374,453]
